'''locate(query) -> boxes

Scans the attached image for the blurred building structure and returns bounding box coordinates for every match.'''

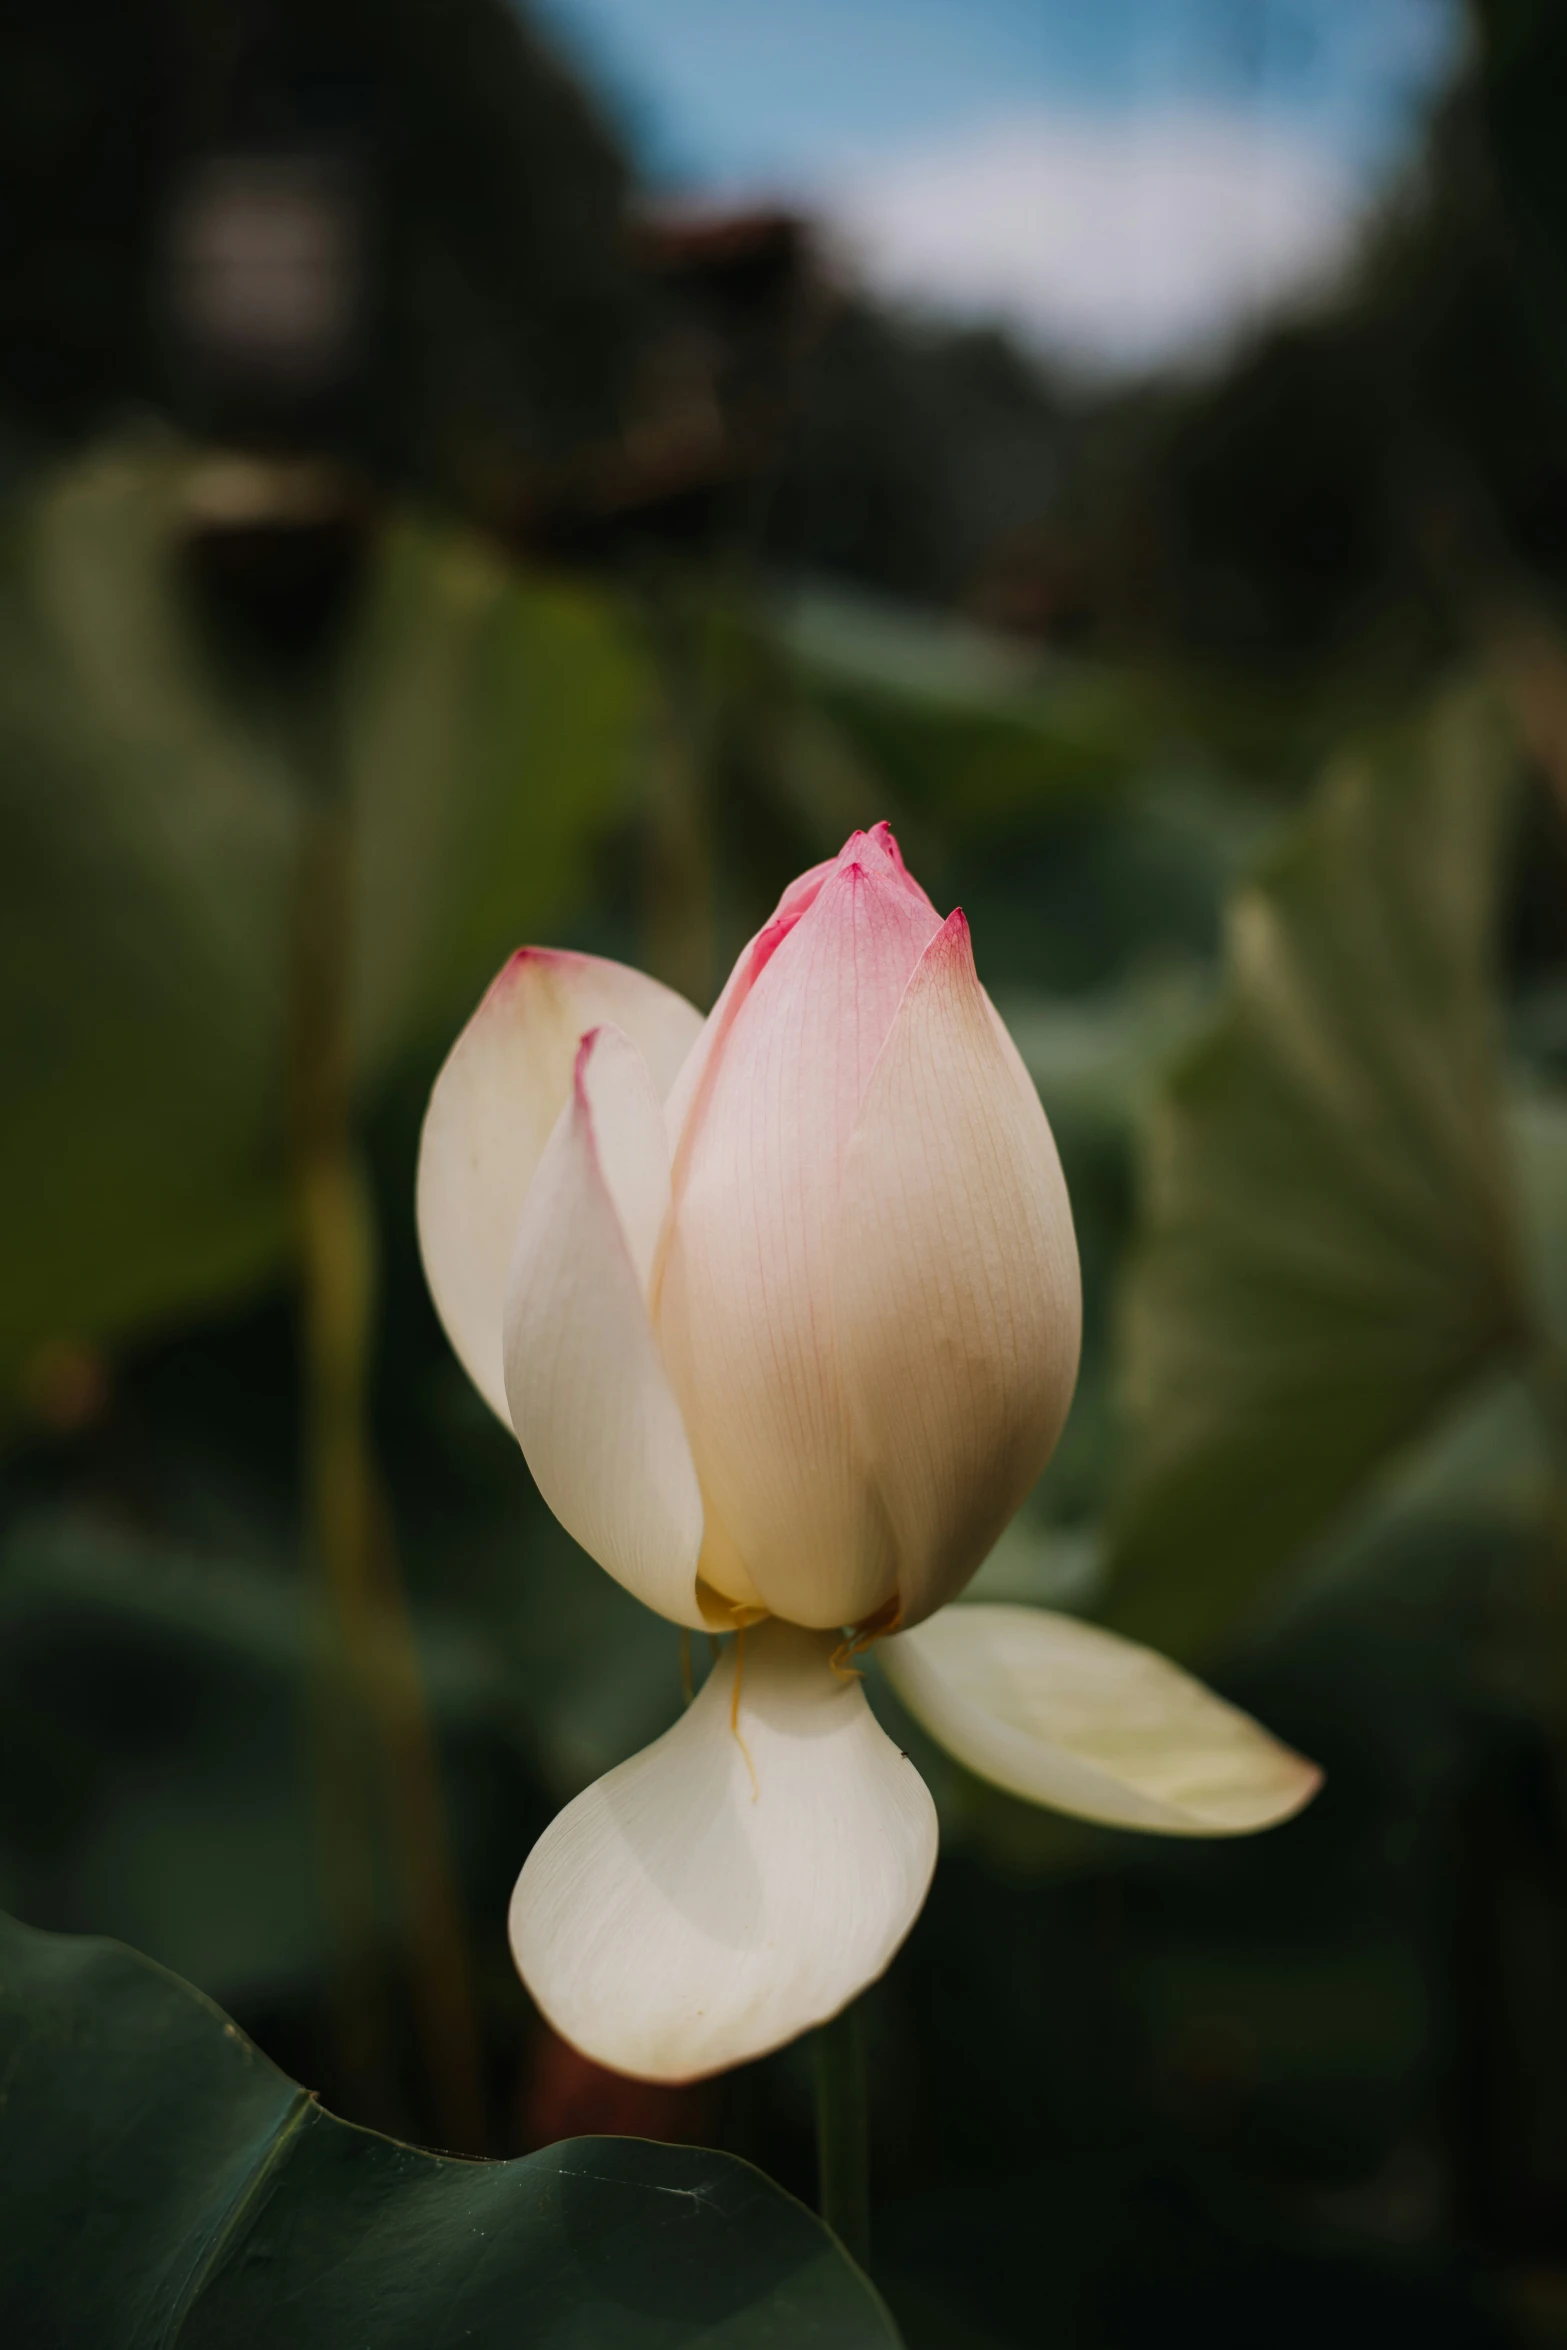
[518,204,821,566]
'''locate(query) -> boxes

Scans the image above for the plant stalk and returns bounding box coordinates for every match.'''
[639,572,719,1007]
[814,1999,871,2271]
[1533,1333,1567,1814]
[291,715,485,2154]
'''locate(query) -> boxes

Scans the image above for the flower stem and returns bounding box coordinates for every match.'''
[291,710,485,2154]
[813,1998,871,2270]
[1533,1334,1567,1815]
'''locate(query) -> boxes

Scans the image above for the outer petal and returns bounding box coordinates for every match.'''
[503,1026,708,1629]
[834,910,1081,1627]
[418,949,703,1423]
[658,838,848,1157]
[661,911,796,1162]
[882,1605,1322,1835]
[659,838,943,1627]
[511,1620,939,2081]
[663,824,931,1165]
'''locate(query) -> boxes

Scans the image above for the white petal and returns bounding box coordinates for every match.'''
[658,840,942,1626]
[881,1604,1321,1835]
[659,832,894,1159]
[835,912,1081,1628]
[418,949,703,1422]
[504,1026,708,1629]
[511,1620,939,2081]
[661,915,787,1164]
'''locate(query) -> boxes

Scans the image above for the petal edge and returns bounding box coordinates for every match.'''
[834,912,1081,1627]
[504,1025,708,1628]
[419,948,703,1422]
[881,1604,1321,1836]
[511,1621,939,2080]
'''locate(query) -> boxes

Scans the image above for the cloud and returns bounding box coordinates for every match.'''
[823,106,1372,374]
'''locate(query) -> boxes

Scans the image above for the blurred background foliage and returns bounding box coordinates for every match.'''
[7,0,1567,2344]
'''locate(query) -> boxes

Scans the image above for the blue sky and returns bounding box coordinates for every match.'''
[537,0,1461,183]
[532,0,1466,370]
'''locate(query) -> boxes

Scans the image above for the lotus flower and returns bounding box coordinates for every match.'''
[418,825,1319,2081]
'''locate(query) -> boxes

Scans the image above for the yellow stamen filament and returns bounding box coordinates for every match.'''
[830,1592,905,1681]
[679,1627,694,1707]
[728,1625,759,1802]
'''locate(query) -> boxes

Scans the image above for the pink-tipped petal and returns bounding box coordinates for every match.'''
[511,1621,939,2081]
[870,819,910,877]
[659,851,943,1626]
[853,820,938,916]
[662,910,799,1163]
[503,1025,708,1629]
[661,830,927,1160]
[834,912,1081,1627]
[882,1605,1322,1835]
[418,949,703,1423]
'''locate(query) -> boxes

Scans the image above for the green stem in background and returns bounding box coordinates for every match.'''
[1532,1333,1567,1792]
[291,739,485,2155]
[814,1998,871,2271]
[639,569,720,1007]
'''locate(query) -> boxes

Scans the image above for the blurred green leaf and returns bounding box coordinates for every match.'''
[776,581,1152,828]
[0,438,646,1396]
[1102,684,1530,1659]
[0,1492,686,2008]
[0,1518,321,2005]
[1510,1082,1567,1353]
[0,1909,899,2347]
[999,967,1216,1143]
[0,1510,536,2009]
[346,514,644,1076]
[963,1519,1106,1613]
